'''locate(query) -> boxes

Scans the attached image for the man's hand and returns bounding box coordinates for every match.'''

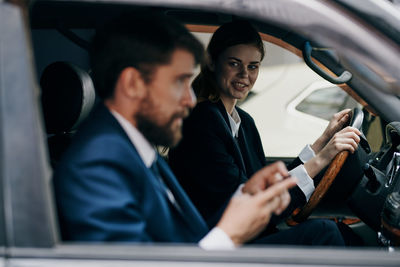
[242,161,291,215]
[242,161,289,194]
[311,109,351,154]
[217,162,297,246]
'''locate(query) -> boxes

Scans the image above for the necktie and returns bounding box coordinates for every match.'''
[150,157,209,237]
[150,159,182,213]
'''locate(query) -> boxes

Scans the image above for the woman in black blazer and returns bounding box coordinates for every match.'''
[168,21,361,232]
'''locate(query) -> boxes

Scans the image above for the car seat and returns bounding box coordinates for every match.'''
[40,61,96,166]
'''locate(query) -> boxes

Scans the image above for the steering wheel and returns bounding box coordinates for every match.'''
[290,108,365,223]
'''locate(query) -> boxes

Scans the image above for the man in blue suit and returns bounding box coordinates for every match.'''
[54,13,344,249]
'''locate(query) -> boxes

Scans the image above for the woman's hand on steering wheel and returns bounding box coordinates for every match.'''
[290,108,365,223]
[311,109,352,154]
[305,126,361,178]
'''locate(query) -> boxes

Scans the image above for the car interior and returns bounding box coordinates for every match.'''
[15,0,400,253]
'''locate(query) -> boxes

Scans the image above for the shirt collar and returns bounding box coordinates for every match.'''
[110,109,156,167]
[227,107,241,138]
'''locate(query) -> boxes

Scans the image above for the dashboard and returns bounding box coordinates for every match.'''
[349,121,400,236]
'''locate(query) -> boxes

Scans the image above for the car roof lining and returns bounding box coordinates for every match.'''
[29,0,380,117]
[29,1,324,70]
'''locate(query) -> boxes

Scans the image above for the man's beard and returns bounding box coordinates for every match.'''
[135,96,186,147]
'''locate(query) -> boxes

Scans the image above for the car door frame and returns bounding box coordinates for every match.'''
[2,0,400,266]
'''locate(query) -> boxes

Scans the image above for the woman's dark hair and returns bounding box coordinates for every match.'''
[193,20,265,101]
[90,12,204,100]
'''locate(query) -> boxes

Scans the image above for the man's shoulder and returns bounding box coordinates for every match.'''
[79,103,115,130]
[59,104,136,165]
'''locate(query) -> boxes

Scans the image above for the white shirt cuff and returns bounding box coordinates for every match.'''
[199,227,236,250]
[289,165,315,201]
[232,184,245,197]
[298,144,316,163]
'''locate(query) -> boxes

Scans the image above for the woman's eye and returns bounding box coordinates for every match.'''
[248,65,259,70]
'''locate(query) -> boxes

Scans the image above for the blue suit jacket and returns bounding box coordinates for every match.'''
[54,104,208,243]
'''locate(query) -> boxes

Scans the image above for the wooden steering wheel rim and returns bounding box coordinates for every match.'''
[291,150,349,223]
[289,108,363,224]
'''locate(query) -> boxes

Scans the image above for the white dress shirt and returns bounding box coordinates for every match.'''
[227,108,315,201]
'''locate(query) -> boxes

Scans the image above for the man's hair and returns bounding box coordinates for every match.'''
[90,12,204,99]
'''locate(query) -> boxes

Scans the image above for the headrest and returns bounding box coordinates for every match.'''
[40,62,96,134]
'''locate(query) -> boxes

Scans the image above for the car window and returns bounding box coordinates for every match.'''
[295,86,359,121]
[293,84,385,153]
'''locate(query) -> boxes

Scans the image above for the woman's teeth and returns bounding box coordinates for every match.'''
[235,82,246,88]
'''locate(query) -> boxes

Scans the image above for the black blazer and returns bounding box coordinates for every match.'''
[169,100,306,228]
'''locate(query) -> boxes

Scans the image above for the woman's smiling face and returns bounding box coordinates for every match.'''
[214,44,262,104]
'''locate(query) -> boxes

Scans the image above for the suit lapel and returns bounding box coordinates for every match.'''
[156,155,209,234]
[215,100,247,175]
[237,126,254,176]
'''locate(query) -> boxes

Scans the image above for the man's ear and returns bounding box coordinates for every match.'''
[116,67,146,99]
